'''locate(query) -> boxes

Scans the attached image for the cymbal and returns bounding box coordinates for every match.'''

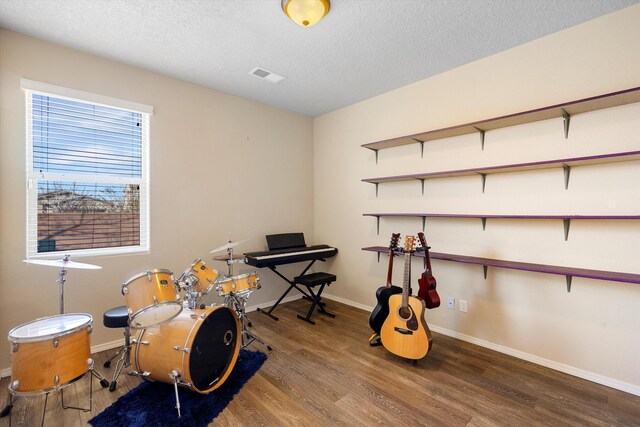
[211,254,246,261]
[209,238,250,254]
[23,258,102,270]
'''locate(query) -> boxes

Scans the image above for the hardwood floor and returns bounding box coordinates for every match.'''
[1,299,639,426]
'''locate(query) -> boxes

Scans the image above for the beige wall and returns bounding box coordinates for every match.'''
[0,30,314,371]
[315,5,640,394]
[2,5,639,396]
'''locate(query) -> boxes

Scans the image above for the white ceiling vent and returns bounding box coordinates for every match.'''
[249,67,285,84]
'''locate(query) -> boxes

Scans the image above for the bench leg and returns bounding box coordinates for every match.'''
[297,283,334,324]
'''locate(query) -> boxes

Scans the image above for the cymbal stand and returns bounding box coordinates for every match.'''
[57,254,70,314]
[225,292,271,351]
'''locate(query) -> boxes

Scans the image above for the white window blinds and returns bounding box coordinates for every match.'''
[23,80,152,258]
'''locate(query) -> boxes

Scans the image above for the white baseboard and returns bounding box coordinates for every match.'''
[1,294,302,378]
[322,294,640,397]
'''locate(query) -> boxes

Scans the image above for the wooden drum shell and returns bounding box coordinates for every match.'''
[216,272,259,296]
[8,314,92,394]
[122,269,182,328]
[131,306,240,394]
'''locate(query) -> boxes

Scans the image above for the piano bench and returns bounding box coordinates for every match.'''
[293,272,336,325]
[294,272,336,287]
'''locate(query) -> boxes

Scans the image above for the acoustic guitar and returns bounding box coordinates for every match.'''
[368,233,402,340]
[380,235,432,360]
[417,232,440,309]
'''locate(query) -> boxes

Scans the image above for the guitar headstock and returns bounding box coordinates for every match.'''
[417,232,431,252]
[403,235,416,253]
[389,233,400,250]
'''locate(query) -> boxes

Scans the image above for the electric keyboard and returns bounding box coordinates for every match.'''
[245,244,337,268]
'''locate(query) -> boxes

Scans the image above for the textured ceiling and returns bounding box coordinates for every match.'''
[0,0,638,117]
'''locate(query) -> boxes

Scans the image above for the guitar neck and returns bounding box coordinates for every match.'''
[425,246,433,275]
[402,251,411,308]
[386,248,395,287]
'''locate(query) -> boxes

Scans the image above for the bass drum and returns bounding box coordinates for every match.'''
[131,306,240,394]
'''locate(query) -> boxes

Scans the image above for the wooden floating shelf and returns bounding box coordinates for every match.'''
[361,86,640,156]
[363,213,640,239]
[362,150,640,194]
[362,246,640,292]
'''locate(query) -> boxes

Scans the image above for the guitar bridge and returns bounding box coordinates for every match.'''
[394,327,413,335]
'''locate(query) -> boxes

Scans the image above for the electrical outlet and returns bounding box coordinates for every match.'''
[447,296,455,309]
[459,299,467,313]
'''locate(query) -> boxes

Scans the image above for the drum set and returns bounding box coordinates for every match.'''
[118,240,270,417]
[2,240,271,422]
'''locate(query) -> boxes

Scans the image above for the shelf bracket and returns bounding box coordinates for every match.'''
[566,275,573,293]
[562,164,571,190]
[375,183,379,197]
[561,108,571,139]
[481,217,487,231]
[377,252,381,263]
[422,216,426,231]
[563,218,571,241]
[420,179,425,195]
[376,216,381,235]
[478,173,487,193]
[475,127,486,150]
[419,141,425,158]
[483,265,488,279]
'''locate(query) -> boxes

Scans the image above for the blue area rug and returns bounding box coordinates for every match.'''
[89,349,267,427]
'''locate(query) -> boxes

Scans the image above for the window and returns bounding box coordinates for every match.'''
[22,80,153,258]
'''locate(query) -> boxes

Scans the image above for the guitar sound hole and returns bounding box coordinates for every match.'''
[398,307,412,320]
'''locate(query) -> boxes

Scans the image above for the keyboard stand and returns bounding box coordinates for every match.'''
[256,259,327,320]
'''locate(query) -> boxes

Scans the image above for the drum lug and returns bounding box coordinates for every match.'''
[54,375,59,384]
[130,370,151,377]
[147,271,152,281]
[183,347,191,354]
[153,295,158,305]
[53,338,59,348]
[172,345,182,351]
[11,342,18,352]
[132,339,149,345]
[178,380,192,388]
[9,380,19,391]
[190,313,198,319]
[88,325,93,334]
[121,284,128,295]
[200,314,207,319]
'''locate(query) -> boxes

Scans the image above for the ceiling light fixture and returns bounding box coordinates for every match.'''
[281,0,330,27]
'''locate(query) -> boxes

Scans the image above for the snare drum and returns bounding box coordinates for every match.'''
[131,306,240,394]
[8,314,92,395]
[216,272,259,296]
[122,269,182,329]
[179,258,219,296]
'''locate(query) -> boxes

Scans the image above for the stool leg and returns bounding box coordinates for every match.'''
[297,283,333,324]
[315,283,335,318]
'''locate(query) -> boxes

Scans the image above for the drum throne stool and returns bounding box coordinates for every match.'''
[102,305,131,391]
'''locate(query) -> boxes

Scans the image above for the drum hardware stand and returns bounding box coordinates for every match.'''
[57,256,70,314]
[169,370,182,418]
[225,292,272,351]
[102,326,132,391]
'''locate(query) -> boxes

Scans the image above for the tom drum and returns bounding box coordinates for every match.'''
[122,269,182,329]
[8,313,93,395]
[179,258,219,297]
[216,272,259,297]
